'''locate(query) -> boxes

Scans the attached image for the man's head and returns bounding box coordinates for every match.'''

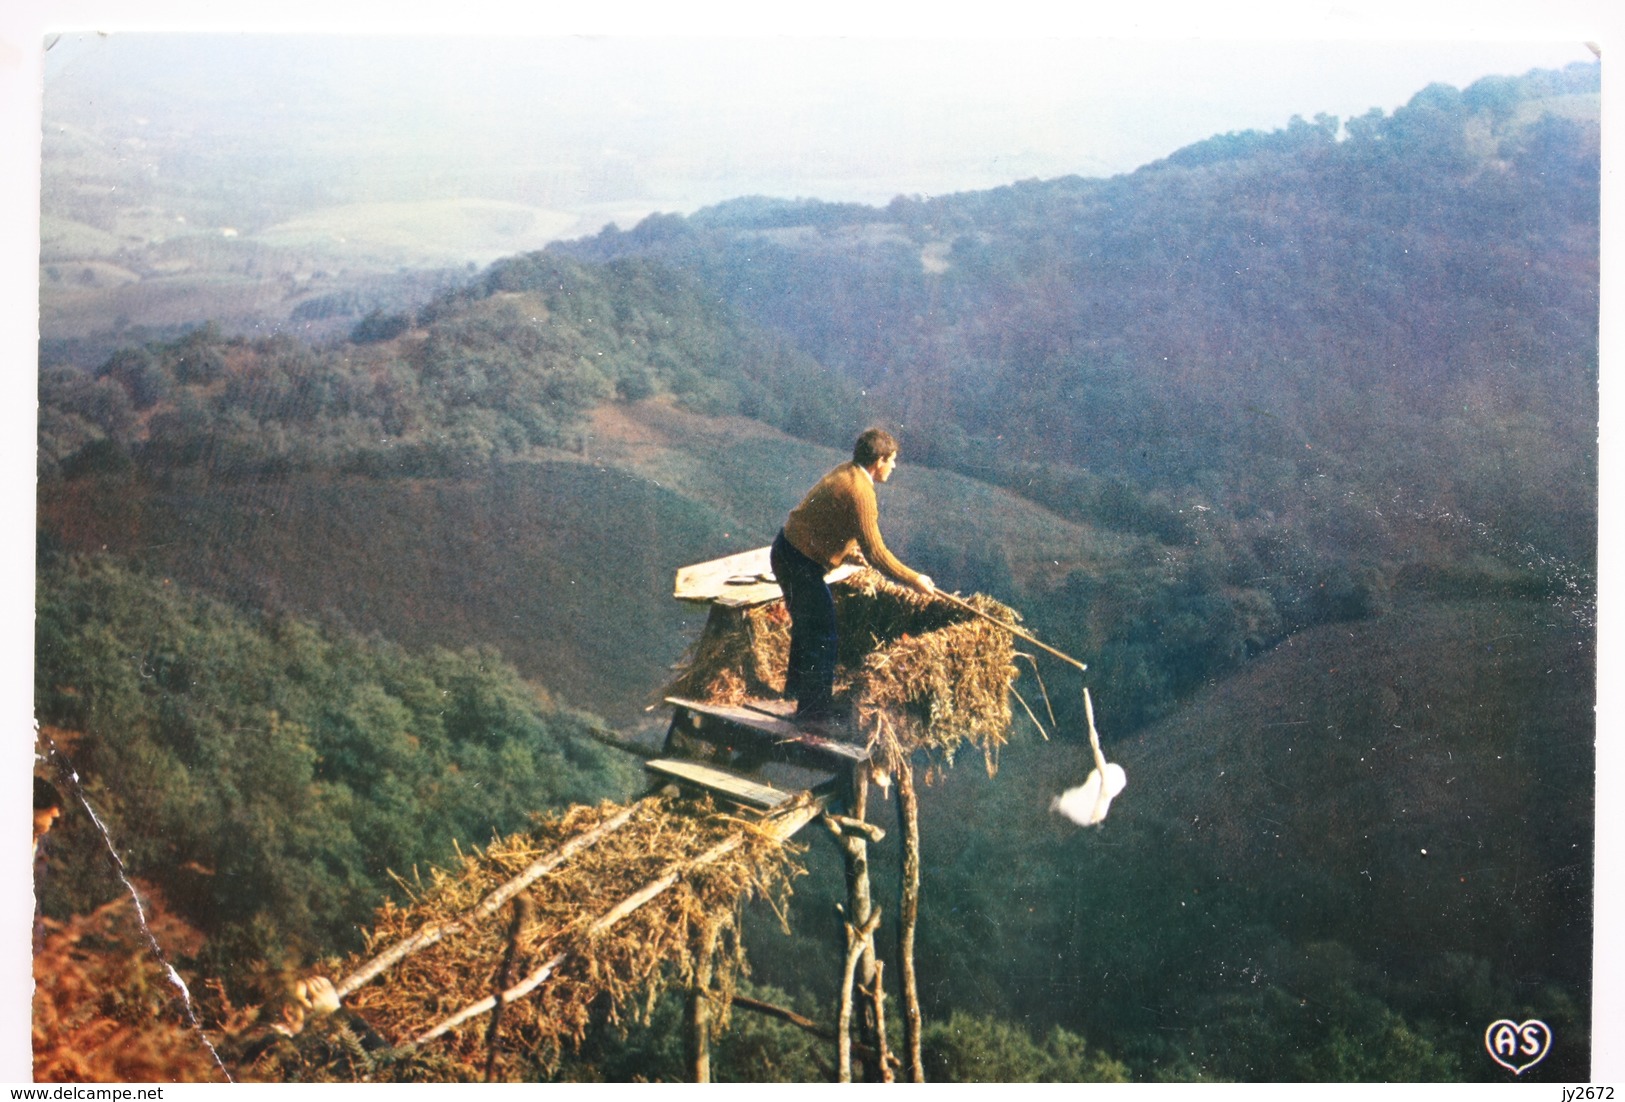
[853,428,899,469]
[34,776,62,850]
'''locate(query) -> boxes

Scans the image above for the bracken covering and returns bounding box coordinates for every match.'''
[33,896,227,1083]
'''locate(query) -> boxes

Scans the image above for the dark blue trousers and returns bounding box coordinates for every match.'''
[770,529,838,718]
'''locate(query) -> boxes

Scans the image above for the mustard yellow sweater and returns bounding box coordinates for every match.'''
[783,462,921,585]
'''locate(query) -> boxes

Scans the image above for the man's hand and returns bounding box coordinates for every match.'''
[294,976,342,1017]
[913,573,936,596]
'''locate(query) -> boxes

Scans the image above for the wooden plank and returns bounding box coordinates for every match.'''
[646,758,796,810]
[760,794,830,841]
[666,696,871,769]
[712,582,785,610]
[674,547,772,602]
[673,546,861,608]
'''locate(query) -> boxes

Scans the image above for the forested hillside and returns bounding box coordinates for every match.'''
[34,552,643,973]
[559,62,1598,563]
[34,61,1597,1081]
[546,62,1598,736]
[39,252,867,482]
[37,250,881,715]
[900,598,1593,1080]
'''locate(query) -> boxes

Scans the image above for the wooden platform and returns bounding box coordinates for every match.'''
[673,546,860,609]
[644,758,799,811]
[665,696,871,773]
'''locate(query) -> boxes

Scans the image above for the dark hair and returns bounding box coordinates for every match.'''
[853,428,899,467]
[34,776,61,812]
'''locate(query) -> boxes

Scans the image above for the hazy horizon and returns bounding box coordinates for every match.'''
[41,34,1598,242]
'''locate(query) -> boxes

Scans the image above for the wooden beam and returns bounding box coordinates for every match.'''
[821,813,886,844]
[673,546,859,609]
[666,697,871,772]
[727,993,901,1072]
[584,725,659,760]
[645,758,796,811]
[333,801,641,999]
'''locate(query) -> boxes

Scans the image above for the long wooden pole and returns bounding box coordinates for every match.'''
[933,590,1087,672]
[334,802,640,998]
[407,800,825,1048]
[413,834,744,1046]
[895,761,925,1082]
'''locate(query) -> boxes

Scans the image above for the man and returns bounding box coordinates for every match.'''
[33,775,62,861]
[771,428,934,729]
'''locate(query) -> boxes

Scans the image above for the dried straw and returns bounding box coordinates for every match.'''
[666,569,1021,773]
[320,796,804,1079]
[665,601,792,704]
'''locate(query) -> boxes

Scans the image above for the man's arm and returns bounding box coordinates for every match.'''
[851,478,934,594]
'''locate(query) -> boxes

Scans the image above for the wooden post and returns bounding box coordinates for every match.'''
[896,759,925,1082]
[831,763,887,1083]
[868,957,894,1083]
[686,919,721,1083]
[482,897,531,1082]
[850,767,880,1083]
[837,908,882,1082]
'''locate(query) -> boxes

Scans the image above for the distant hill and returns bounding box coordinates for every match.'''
[42,60,1599,734]
[39,397,1138,723]
[556,63,1600,572]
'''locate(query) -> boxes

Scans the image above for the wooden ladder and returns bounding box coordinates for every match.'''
[645,696,870,814]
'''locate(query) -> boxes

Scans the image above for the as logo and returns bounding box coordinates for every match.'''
[1484,1019,1552,1075]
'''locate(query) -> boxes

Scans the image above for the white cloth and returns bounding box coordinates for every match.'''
[1050,763,1127,826]
[1050,686,1126,826]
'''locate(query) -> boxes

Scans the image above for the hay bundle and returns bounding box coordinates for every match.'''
[665,601,792,704]
[331,796,802,1078]
[667,569,1020,770]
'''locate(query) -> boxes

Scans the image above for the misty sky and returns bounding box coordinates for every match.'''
[36,33,1599,237]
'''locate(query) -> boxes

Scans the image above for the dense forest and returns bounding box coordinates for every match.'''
[33,61,1597,1081]
[35,552,643,966]
[559,67,1597,560]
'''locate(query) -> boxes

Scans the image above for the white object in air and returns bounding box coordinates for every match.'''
[1051,762,1127,826]
[1050,687,1126,826]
